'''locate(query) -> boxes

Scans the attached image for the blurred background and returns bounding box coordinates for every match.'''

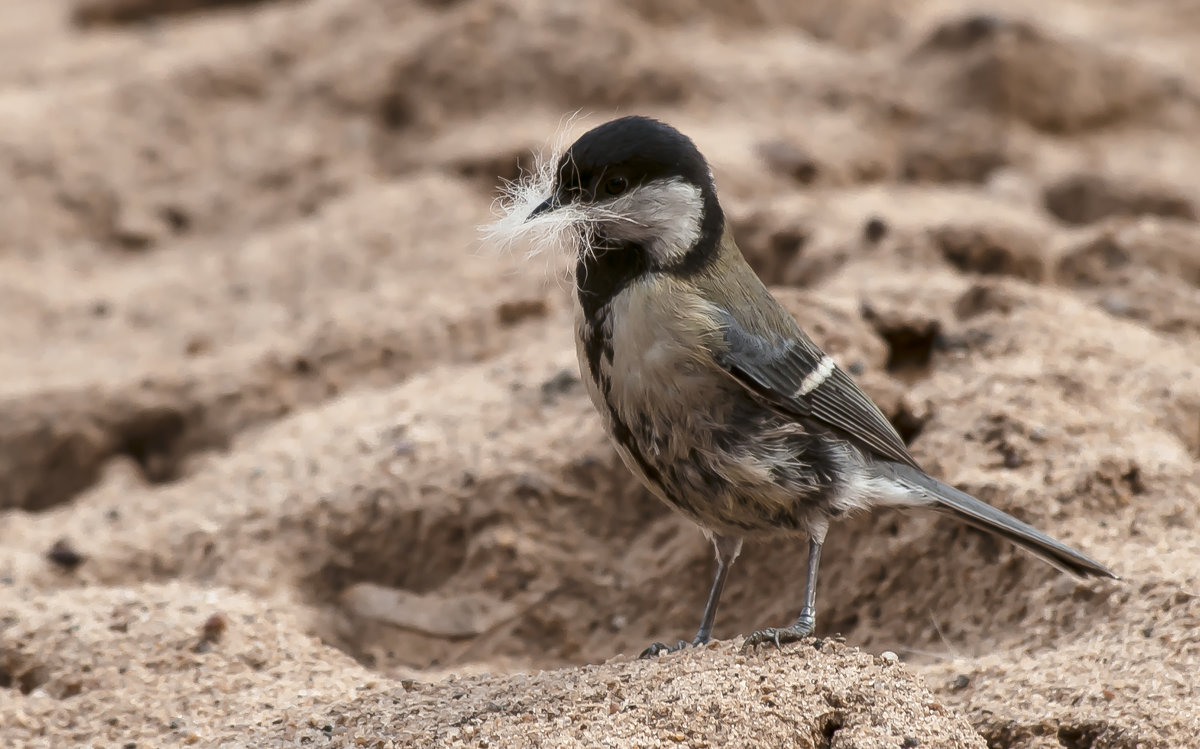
[1,0,1199,745]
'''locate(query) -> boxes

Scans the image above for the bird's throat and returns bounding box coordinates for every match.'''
[575,238,649,322]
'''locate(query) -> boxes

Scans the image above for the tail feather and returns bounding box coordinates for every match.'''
[877,462,1118,580]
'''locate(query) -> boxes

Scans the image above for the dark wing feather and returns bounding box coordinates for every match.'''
[714,310,921,470]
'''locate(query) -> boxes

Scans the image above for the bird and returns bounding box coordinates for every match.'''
[500,114,1116,656]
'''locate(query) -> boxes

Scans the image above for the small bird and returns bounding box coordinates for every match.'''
[497,115,1116,656]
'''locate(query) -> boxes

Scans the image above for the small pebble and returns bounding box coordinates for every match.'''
[881,651,899,663]
[46,539,86,572]
[1101,295,1130,317]
[199,612,227,646]
[864,216,889,243]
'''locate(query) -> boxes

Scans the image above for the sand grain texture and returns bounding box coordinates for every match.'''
[2,0,1199,746]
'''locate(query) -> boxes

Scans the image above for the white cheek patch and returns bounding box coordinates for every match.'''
[601,178,704,265]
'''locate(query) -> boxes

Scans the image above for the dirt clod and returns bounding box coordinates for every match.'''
[932,223,1047,282]
[1043,172,1196,225]
[45,539,86,572]
[758,139,821,185]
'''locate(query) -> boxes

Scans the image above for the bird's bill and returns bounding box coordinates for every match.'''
[526,195,558,221]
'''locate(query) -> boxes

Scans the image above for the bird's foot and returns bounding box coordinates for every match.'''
[742,615,815,651]
[639,635,709,659]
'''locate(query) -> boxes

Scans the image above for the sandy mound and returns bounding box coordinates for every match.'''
[2,0,1199,746]
[0,583,983,747]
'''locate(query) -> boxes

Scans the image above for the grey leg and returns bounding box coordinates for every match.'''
[793,535,821,634]
[693,535,743,644]
[743,535,823,650]
[641,534,743,658]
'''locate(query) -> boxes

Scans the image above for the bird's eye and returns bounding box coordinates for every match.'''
[604,175,628,196]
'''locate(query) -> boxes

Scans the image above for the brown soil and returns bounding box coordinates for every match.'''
[2,0,1198,746]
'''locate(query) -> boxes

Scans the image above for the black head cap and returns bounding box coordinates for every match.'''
[536,117,728,318]
[551,116,718,208]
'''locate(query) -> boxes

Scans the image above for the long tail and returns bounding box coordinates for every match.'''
[876,461,1118,579]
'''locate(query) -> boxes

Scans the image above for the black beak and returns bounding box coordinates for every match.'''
[527,195,557,222]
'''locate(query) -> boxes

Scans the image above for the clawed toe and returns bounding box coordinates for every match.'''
[639,640,690,658]
[742,624,812,651]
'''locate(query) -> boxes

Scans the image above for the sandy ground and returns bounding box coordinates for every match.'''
[1,0,1199,746]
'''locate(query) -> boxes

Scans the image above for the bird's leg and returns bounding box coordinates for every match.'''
[743,534,823,650]
[692,534,743,644]
[641,535,743,658]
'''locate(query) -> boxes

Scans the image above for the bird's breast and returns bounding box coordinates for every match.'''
[575,278,732,484]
